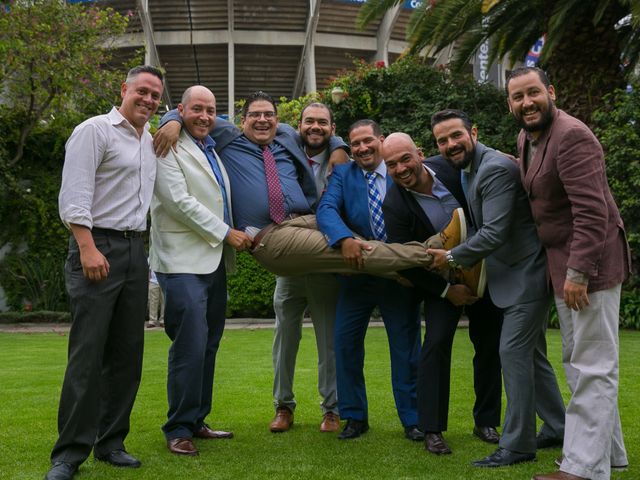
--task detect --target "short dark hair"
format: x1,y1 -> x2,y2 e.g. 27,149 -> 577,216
242,91 -> 277,116
348,119 -> 381,136
430,109 -> 473,133
299,102 -> 334,125
126,65 -> 164,84
505,67 -> 550,93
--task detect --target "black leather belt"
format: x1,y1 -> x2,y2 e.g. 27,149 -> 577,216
92,227 -> 145,239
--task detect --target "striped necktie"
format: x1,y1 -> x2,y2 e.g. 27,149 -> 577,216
365,171 -> 387,241
261,145 -> 287,224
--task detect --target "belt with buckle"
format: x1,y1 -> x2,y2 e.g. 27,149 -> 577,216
92,227 -> 145,239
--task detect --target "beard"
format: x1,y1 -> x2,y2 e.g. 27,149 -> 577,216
445,145 -> 474,170
517,98 -> 555,133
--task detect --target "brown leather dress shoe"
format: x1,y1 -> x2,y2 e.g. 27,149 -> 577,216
531,472 -> 589,480
167,438 -> 198,456
425,432 -> 452,455
269,406 -> 293,432
320,412 -> 340,432
194,424 -> 234,439
473,425 -> 500,444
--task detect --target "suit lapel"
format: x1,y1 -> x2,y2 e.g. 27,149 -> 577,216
180,132 -> 218,185
522,109 -> 558,190
400,187 -> 436,233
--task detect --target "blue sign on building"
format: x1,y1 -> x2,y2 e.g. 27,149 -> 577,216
334,0 -> 420,9
525,36 -> 546,67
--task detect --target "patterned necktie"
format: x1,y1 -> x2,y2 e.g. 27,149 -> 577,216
261,145 -> 287,224
365,171 -> 387,241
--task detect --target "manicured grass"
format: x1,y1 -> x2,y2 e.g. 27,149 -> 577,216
0,326 -> 637,479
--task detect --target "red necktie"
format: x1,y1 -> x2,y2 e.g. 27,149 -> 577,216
261,145 -> 287,224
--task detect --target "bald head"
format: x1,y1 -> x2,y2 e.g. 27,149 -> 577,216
178,85 -> 217,140
383,132 -> 430,193
382,132 -> 418,159
181,85 -> 214,105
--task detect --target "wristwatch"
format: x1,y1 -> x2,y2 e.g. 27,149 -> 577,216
445,250 -> 458,269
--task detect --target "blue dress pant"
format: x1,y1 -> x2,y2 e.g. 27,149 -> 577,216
157,265 -> 227,440
334,275 -> 421,427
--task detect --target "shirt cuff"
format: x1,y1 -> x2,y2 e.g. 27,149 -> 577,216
440,283 -> 450,298
566,267 -> 589,285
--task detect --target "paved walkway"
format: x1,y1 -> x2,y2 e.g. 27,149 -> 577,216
0,316 -> 468,333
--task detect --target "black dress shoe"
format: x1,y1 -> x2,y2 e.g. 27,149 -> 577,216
194,424 -> 234,439
44,462 -> 77,480
95,449 -> 141,468
536,431 -> 563,449
473,425 -> 500,444
425,432 -> 452,455
404,425 -> 425,441
338,419 -> 369,440
472,447 -> 535,467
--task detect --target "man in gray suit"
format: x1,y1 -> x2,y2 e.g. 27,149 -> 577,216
427,109 -> 565,467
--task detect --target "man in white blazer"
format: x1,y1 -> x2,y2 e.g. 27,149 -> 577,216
149,86 -> 252,456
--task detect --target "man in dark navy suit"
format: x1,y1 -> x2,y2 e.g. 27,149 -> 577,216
381,132 -> 503,455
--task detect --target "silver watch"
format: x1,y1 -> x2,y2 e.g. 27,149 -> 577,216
445,250 -> 458,268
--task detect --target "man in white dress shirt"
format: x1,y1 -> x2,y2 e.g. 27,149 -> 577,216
47,65 -> 164,480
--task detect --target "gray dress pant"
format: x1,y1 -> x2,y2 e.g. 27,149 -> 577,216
498,295 -> 566,454
272,274 -> 339,415
50,233 -> 147,465
556,284 -> 628,480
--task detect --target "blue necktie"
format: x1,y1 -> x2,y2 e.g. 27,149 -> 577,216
460,171 -> 469,200
365,171 -> 387,242
204,145 -> 231,225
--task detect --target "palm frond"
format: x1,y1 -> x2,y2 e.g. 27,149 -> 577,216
356,0 -> 402,30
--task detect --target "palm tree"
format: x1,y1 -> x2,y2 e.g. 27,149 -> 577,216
358,0 -> 640,123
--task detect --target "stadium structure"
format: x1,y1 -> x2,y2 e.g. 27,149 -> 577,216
102,0 -> 426,116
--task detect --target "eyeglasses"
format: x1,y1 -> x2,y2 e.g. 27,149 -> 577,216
245,111 -> 277,119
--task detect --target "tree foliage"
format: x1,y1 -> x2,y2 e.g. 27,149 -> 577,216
316,56 -> 517,155
0,0 -> 138,311
357,0 -> 640,123
0,0 -> 129,166
593,83 -> 640,288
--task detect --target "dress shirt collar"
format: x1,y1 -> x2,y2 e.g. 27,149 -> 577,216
361,160 -> 387,179
109,106 -> 151,134
408,165 -> 448,198
185,130 -> 217,151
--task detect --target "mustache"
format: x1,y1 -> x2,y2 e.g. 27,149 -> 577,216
446,147 -> 464,156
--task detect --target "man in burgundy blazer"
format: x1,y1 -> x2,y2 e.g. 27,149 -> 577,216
507,66 -> 631,480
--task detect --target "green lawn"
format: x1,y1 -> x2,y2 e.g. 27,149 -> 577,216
0,326 -> 637,480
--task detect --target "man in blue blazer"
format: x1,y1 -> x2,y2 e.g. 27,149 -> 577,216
382,132 -> 503,455
427,110 -> 566,467
316,120 -> 423,441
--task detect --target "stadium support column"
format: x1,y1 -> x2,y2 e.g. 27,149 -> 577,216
375,3 -> 401,66
227,0 -> 235,119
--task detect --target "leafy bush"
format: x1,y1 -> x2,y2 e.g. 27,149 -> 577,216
0,252 -> 67,312
592,84 -> 640,288
226,252 -> 276,317
321,56 -> 518,155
